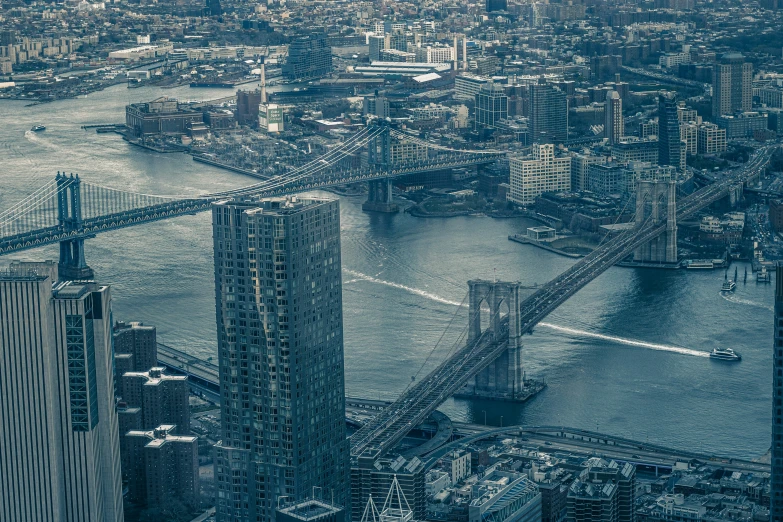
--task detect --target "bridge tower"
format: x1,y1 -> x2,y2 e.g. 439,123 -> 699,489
634,179 -> 678,265
461,279 -> 525,399
363,127 -> 399,213
57,173 -> 94,281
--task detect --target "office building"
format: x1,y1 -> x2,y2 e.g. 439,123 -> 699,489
773,265 -> 783,520
697,123 -> 727,154
567,478 -> 617,522
757,86 -> 783,109
125,425 -> 199,509
283,33 -> 332,81
443,450 -> 471,484
113,320 -> 157,373
475,82 -> 509,130
368,34 -> 386,62
570,151 -> 608,191
469,471 -> 541,522
530,81 -> 568,144
455,73 -> 490,98
717,112 -> 769,138
712,53 -> 752,119
658,94 -> 684,171
604,90 -> 624,145
508,144 -> 571,205
212,197 -> 350,522
611,137 -> 659,165
121,367 -> 189,434
0,269 -> 123,522
277,499 -> 345,522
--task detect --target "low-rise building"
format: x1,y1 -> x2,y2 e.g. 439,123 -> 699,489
697,123 -> 727,154
469,471 -> 541,522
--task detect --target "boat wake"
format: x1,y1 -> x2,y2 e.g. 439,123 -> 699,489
343,268 -> 707,357
719,292 -> 774,312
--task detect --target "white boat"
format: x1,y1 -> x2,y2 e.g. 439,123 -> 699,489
709,348 -> 741,361
720,272 -> 736,292
31,124 -> 46,132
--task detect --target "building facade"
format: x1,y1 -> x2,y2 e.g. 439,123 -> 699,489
530,82 -> 568,144
773,265 -> 783,521
125,425 -> 199,509
283,33 -> 333,81
697,123 -> 727,154
570,151 -> 608,191
212,197 -> 350,522
0,271 -> 124,522
508,144 -> 571,205
121,367 -> 189,434
658,94 -> 684,171
113,320 -> 157,374
475,82 -> 509,129
604,90 -> 624,145
712,53 -> 752,119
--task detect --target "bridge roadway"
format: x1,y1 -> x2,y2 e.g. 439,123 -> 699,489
348,145 -> 778,459
0,126 -> 501,256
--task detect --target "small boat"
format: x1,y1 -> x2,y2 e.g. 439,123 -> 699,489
30,124 -> 46,132
709,348 -> 741,361
721,271 -> 736,292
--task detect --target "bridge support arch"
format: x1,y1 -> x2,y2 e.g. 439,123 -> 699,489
634,179 -> 677,265
461,279 -> 526,399
57,173 -> 94,281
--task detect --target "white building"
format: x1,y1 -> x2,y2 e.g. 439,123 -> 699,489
697,123 -> 727,154
508,144 -> 572,205
659,52 -> 690,68
570,151 -> 608,191
108,44 -> 172,61
680,122 -> 698,155
455,73 -> 490,98
415,45 -> 454,64
259,103 -> 284,133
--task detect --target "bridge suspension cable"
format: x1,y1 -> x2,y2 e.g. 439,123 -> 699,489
388,129 -> 503,155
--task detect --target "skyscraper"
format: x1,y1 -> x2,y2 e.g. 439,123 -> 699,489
475,82 -> 508,130
113,320 -> 157,373
0,267 -> 124,522
212,197 -> 350,522
773,264 -> 783,520
712,53 -> 752,119
486,0 -> 507,11
658,94 -> 684,171
530,81 -> 568,144
604,90 -> 624,145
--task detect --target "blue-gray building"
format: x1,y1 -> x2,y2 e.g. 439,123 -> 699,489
213,197 -> 350,522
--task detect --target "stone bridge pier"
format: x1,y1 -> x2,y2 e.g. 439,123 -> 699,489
634,179 -> 677,265
461,279 -> 524,399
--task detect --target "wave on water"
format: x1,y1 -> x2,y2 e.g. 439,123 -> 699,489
344,268 -> 708,357
719,291 -> 774,312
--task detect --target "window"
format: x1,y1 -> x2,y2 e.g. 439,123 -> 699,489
66,314 -> 99,431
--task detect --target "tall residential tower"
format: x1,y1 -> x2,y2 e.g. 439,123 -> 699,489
213,197 -> 350,522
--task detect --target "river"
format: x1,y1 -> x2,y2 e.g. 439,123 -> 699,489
0,83 -> 774,459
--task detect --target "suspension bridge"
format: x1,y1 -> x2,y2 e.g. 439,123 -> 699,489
348,144 -> 778,459
0,118 -> 776,461
0,123 -> 501,278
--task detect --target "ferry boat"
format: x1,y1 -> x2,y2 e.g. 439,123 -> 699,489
721,272 -> 736,292
30,124 -> 46,132
709,348 -> 741,361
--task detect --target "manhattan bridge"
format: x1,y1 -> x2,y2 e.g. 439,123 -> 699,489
0,120 -> 776,460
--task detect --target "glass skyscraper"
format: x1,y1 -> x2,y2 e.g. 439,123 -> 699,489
657,94 -> 684,171
529,81 -> 568,144
213,197 -> 350,522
